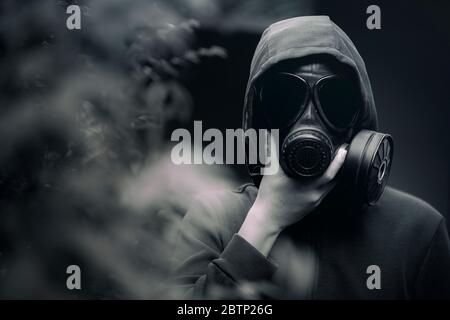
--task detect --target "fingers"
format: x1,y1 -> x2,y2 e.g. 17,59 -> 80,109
316,144 -> 348,186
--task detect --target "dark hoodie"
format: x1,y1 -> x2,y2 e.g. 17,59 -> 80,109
171,16 -> 450,299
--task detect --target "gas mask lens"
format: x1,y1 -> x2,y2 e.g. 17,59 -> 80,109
316,75 -> 361,130
259,73 -> 360,131
259,73 -> 308,129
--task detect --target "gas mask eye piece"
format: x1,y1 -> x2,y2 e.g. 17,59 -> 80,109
259,72 -> 361,132
315,75 -> 361,131
259,72 -> 308,129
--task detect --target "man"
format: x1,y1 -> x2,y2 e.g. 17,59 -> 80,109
171,16 -> 450,299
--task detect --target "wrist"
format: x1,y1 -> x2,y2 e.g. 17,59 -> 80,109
238,200 -> 282,257
247,199 -> 283,234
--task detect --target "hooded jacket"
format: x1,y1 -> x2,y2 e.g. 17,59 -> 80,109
171,16 -> 450,299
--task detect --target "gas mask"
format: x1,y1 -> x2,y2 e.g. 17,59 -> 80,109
256,59 -> 393,206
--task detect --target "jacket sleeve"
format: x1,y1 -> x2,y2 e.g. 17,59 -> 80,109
413,219 -> 450,299
169,195 -> 277,299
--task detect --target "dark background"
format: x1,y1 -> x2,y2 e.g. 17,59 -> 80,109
185,0 -> 450,225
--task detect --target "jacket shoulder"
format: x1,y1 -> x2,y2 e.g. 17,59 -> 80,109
380,187 -> 442,218
374,186 -> 444,234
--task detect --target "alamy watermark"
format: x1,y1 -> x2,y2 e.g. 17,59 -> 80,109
66,5 -> 81,30
64,5 -> 380,31
66,264 -> 81,290
171,121 -> 280,175
366,264 -> 381,290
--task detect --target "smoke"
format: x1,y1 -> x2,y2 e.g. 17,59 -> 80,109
0,0 -> 232,299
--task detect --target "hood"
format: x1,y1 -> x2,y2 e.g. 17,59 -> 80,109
242,16 -> 378,133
